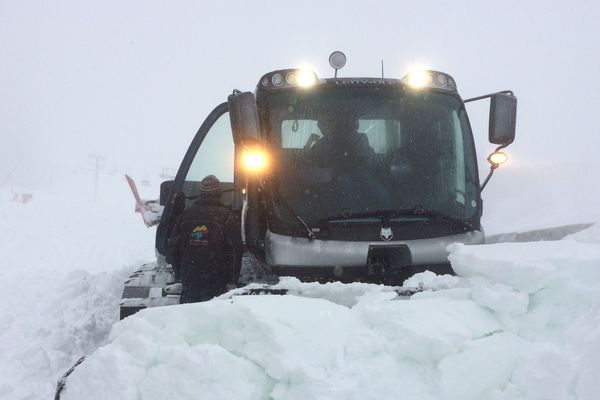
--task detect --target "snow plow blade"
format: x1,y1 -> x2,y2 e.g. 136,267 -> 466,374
118,223 -> 596,319
224,285 -> 426,298
486,223 -> 594,244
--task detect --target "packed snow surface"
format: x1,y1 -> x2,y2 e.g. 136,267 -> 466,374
60,240 -> 600,400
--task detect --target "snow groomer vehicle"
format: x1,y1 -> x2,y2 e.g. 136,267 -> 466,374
120,51 -> 517,318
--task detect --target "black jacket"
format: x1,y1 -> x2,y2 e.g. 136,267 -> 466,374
167,197 -> 237,290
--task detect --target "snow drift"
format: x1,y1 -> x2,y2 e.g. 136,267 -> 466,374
0,177 -> 156,400
61,238 -> 600,400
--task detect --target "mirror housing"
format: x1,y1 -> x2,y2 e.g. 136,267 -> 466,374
489,93 -> 517,145
228,91 -> 260,145
159,180 -> 173,206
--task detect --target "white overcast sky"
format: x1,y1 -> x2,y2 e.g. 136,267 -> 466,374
1,0 -> 600,186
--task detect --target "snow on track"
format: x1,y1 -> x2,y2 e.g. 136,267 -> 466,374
62,238 -> 600,400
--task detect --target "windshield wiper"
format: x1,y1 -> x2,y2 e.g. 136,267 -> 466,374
320,206 -> 475,230
268,182 -> 316,239
412,207 -> 475,230
319,209 -> 391,222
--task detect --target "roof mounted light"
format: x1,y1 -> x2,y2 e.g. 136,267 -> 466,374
259,69 -> 319,90
296,69 -> 317,87
402,69 -> 458,92
285,71 -> 297,85
405,70 -> 435,88
271,73 -> 284,87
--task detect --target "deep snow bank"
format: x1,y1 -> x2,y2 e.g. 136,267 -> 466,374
0,175 -> 156,400
62,239 -> 600,400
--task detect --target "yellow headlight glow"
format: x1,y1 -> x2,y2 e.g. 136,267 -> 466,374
296,69 -> 317,88
242,149 -> 268,172
406,69 -> 435,89
488,151 -> 509,166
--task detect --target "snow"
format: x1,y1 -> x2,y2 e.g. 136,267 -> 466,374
62,241 -> 600,400
0,170 -> 156,399
481,162 -> 600,235
1,165 -> 599,400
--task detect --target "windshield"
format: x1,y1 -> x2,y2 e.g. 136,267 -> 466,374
259,86 -> 480,230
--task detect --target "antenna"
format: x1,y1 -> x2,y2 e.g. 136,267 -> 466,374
381,60 -> 384,78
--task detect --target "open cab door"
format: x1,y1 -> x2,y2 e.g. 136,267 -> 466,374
155,102 -> 242,258
121,102 -> 242,319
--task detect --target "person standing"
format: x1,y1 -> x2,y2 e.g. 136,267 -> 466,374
166,175 -> 237,303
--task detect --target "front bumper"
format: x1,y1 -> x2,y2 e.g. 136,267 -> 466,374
265,229 -> 484,268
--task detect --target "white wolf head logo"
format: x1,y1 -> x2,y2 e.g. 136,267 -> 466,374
380,227 -> 393,241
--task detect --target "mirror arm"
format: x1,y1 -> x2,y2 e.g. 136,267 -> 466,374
480,167 -> 496,192
480,144 -> 509,192
464,90 -> 514,103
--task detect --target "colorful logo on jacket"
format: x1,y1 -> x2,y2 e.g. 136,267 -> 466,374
191,225 -> 209,240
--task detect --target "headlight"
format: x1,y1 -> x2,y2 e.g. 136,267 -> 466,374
296,69 -> 317,87
402,68 -> 457,92
242,149 -> 268,172
271,73 -> 284,87
259,69 -> 319,89
487,151 -> 508,166
405,70 -> 435,88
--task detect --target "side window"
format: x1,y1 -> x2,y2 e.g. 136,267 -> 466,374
452,111 -> 466,204
281,119 -> 321,149
358,119 -> 401,154
185,112 -> 234,183
182,112 -> 234,207
280,118 -> 402,154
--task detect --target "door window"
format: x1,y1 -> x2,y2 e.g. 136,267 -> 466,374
181,111 -> 235,209
185,112 -> 234,183
156,103 -> 234,256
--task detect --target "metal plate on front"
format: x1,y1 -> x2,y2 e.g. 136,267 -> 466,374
366,244 -> 412,272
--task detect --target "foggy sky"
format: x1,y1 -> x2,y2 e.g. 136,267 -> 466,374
1,0 -> 600,187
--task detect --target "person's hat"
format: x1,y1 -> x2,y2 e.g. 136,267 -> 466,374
199,175 -> 221,192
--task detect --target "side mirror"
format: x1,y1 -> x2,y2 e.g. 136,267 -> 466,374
228,91 -> 260,144
489,93 -> 517,145
159,180 -> 173,206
